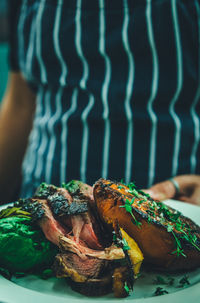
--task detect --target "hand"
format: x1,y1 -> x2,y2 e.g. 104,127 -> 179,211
144,175 -> 200,206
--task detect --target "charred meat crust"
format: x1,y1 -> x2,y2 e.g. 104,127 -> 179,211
47,193 -> 88,217
34,183 -> 57,199
15,198 -> 45,222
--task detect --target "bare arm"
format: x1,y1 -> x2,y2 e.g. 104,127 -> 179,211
0,72 -> 36,203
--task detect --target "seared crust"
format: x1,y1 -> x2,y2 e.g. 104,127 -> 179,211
94,178 -> 200,272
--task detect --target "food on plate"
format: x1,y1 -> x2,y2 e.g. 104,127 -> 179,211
0,178 -> 200,298
0,215 -> 57,273
94,178 -> 200,272
17,181 -> 135,297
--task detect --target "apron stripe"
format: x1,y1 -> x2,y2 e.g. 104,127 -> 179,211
22,86 -> 44,192
60,89 -> 78,183
169,0 -> 183,176
26,11 -> 37,80
45,87 -> 63,183
53,0 -> 67,86
190,0 -> 200,174
122,0 -> 135,184
36,0 -> 47,84
146,0 -> 159,187
18,0 -> 28,71
35,90 -> 51,179
80,94 -> 95,182
75,0 -> 89,89
99,0 -> 111,179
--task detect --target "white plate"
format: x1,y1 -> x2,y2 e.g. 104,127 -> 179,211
0,200 -> 200,303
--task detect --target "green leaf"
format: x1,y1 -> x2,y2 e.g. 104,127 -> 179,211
0,217 -> 58,273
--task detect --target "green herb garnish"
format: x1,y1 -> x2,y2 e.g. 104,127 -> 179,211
154,287 -> 169,296
120,199 -> 142,227
178,276 -> 190,288
153,275 -> 175,286
122,238 -> 130,251
124,281 -> 130,294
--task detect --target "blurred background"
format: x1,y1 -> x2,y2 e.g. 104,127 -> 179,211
0,0 -> 9,101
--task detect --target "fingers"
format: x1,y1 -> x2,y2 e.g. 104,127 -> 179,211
144,175 -> 200,205
144,180 -> 176,201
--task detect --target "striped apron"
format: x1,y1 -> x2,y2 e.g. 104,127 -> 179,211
12,0 -> 200,197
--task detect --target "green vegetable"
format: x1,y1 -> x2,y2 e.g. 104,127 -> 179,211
0,206 -> 31,219
0,216 -> 58,273
154,287 -> 169,296
62,180 -> 82,194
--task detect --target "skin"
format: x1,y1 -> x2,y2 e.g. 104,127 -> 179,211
0,72 -> 36,203
145,175 -> 200,206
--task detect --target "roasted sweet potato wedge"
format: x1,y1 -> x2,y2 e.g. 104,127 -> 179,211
94,178 -> 200,272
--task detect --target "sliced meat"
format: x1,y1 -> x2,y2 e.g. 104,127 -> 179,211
53,252 -> 109,281
59,236 -> 125,260
18,195 -> 125,261
46,186 -> 103,249
34,183 -> 57,199
53,251 -> 114,297
19,198 -> 68,245
63,180 -> 93,202
94,178 -> 200,272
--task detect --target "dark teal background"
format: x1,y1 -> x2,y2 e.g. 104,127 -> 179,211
0,0 -> 9,101
0,43 -> 9,101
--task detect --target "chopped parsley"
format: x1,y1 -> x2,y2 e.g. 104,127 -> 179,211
112,232 -> 130,251
122,238 -> 130,251
178,276 -> 190,288
124,281 -> 130,294
119,199 -> 142,227
154,287 -> 169,296
153,275 -> 175,286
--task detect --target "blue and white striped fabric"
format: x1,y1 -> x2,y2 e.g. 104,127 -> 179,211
9,0 -> 200,197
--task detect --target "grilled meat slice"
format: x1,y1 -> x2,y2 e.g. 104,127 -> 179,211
64,180 -> 112,246
18,198 -> 68,245
63,180 -> 93,203
53,251 -> 131,297
18,189 -> 125,261
45,186 -> 103,250
59,236 -> 124,260
53,251 -> 110,281
94,178 -> 200,272
18,182 -> 137,297
34,183 -> 57,199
